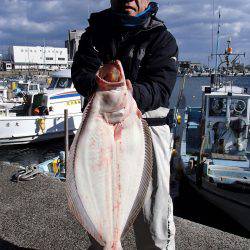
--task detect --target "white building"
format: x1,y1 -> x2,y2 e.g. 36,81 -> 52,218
11,46 -> 68,70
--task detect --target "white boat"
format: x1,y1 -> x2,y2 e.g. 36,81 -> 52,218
0,70 -> 83,146
177,41 -> 250,231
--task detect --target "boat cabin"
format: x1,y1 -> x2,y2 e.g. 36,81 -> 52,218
202,86 -> 250,156
14,82 -> 41,97
29,69 -> 82,116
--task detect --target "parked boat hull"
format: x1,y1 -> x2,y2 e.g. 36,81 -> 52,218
0,112 -> 82,146
185,174 -> 250,231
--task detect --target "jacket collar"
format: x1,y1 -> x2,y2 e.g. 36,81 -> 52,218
88,2 -> 164,32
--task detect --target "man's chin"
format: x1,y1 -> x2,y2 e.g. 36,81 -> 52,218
123,9 -> 137,16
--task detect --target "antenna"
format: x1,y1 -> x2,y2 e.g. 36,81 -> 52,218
213,8 -> 221,86
211,0 -> 215,57
87,1 -> 90,16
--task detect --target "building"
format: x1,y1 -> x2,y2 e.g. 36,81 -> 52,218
65,29 -> 85,61
10,45 -> 68,70
190,62 -> 202,71
1,61 -> 12,71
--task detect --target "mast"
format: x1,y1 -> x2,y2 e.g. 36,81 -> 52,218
210,9 -> 245,88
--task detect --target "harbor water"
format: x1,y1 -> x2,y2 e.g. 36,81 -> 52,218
170,76 -> 250,109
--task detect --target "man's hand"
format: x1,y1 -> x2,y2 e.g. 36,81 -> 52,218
126,79 -> 133,94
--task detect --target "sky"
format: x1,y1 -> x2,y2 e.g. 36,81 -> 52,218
0,0 -> 249,65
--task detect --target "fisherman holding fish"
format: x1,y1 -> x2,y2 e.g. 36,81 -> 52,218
71,0 -> 178,249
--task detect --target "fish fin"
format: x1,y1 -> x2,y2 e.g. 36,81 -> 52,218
66,97 -> 106,247
121,119 -> 153,237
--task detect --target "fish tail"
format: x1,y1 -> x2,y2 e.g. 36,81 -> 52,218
104,241 -> 122,250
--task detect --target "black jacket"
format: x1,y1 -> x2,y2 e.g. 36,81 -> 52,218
72,8 -> 178,114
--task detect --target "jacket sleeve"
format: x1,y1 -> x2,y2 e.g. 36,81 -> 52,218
132,30 -> 178,113
71,28 -> 102,97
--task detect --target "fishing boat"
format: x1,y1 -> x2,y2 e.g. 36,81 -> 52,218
0,69 -> 82,146
0,76 -> 42,109
178,40 -> 250,231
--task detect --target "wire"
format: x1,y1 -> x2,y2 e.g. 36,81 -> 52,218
215,9 -> 221,77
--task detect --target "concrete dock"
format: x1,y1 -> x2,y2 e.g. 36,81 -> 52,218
0,163 -> 249,250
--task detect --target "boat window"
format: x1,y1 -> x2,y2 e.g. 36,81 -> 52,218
48,77 -> 72,89
48,77 -> 59,89
29,85 -> 38,91
19,84 -> 28,91
57,78 -> 72,88
230,98 -> 248,117
209,97 -> 227,117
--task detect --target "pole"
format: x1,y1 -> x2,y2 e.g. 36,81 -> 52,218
211,0 -> 215,57
215,10 -> 221,74
64,109 -> 69,174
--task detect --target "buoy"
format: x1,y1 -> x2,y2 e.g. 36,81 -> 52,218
177,114 -> 182,125
227,47 -> 233,54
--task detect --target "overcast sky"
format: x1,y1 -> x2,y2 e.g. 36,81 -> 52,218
0,0 -> 249,65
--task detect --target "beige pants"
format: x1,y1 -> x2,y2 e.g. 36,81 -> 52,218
133,123 -> 175,250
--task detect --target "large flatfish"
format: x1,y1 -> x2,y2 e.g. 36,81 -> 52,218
66,61 -> 153,249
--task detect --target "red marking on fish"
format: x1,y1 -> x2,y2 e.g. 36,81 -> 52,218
114,124 -> 123,141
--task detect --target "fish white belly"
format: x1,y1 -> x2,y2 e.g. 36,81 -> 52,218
67,91 -> 152,249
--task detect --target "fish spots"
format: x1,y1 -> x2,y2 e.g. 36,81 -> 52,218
92,147 -> 112,172
114,123 -> 123,141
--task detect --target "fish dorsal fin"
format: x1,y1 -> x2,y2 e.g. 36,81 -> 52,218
121,119 -> 153,237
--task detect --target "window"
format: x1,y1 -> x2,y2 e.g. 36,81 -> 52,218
58,58 -> 65,61
48,77 -> 72,89
29,85 -> 38,91
46,57 -> 53,61
209,97 -> 227,117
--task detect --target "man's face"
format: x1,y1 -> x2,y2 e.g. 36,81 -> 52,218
111,0 -> 150,16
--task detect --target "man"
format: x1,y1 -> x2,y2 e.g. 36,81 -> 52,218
72,1 -> 178,249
